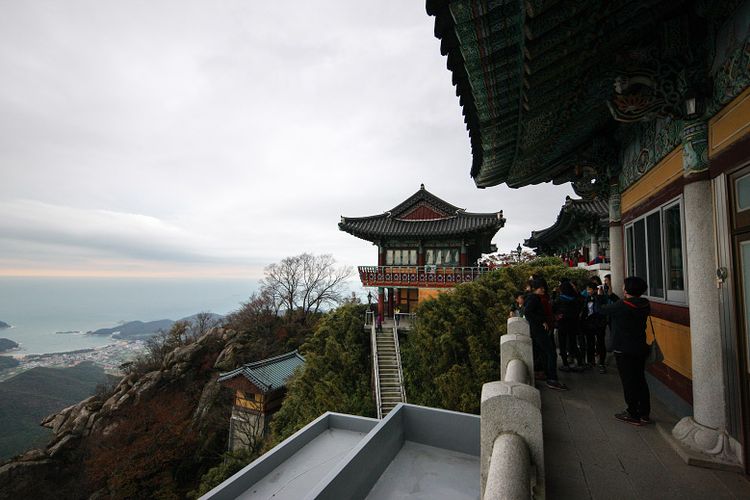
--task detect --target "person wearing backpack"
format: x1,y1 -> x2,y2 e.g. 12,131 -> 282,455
600,276 -> 651,426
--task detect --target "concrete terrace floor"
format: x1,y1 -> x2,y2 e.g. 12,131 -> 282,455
542,366 -> 750,499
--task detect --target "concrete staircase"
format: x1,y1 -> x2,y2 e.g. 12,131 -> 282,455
375,328 -> 406,417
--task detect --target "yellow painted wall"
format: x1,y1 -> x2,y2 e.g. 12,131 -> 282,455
235,390 -> 262,411
651,317 -> 692,379
621,147 -> 683,213
417,288 -> 448,303
709,86 -> 750,157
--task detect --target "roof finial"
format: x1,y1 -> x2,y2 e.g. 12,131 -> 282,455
420,183 -> 425,190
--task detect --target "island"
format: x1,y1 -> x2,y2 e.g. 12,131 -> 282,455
0,338 -> 19,353
89,313 -> 223,340
0,321 -> 10,329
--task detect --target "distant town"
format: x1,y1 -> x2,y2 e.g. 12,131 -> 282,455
0,339 -> 145,382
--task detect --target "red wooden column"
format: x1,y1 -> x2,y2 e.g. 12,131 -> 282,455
394,288 -> 400,309
387,288 -> 394,317
377,287 -> 385,319
417,244 -> 425,266
460,242 -> 468,266
378,246 -> 386,266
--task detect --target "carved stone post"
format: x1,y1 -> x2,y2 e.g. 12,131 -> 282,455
608,180 -> 624,295
671,119 -> 743,469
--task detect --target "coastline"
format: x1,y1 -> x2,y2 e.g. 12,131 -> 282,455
0,340 -> 145,383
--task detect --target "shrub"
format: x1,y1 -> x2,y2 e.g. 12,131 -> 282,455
400,258 -> 590,413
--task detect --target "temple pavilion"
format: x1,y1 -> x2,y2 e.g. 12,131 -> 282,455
525,196 -> 610,277
218,350 -> 305,451
428,0 -> 750,472
339,184 -> 505,318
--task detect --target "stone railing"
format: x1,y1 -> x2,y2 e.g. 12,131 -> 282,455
480,317 -> 544,499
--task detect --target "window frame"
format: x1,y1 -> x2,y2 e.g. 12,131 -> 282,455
624,195 -> 688,305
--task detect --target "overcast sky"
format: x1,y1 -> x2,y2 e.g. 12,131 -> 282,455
0,0 -> 574,279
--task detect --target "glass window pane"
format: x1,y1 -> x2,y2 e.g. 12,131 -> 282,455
386,250 -> 393,265
737,174 -> 750,211
426,249 -> 434,265
436,249 -> 443,265
664,205 -> 684,291
410,249 -> 417,265
626,226 -> 635,276
633,219 -> 647,281
394,249 -> 402,265
646,212 -> 664,297
741,241 -> 750,371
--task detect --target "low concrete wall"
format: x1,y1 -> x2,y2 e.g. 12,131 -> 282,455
481,317 -> 545,499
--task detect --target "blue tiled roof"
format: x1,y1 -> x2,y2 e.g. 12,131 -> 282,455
218,350 -> 305,393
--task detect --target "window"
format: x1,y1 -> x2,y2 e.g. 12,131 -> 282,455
624,198 -> 686,303
385,248 -> 417,266
736,173 -> 750,212
426,247 -> 460,266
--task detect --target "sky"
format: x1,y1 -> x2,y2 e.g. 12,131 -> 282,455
0,0 -> 574,279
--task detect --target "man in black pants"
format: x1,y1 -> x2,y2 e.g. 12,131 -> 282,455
525,278 -> 568,391
600,276 -> 651,426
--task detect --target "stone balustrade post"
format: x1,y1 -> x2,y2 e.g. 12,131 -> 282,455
480,381 -> 544,499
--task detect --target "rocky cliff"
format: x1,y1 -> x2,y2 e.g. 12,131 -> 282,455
0,326 -> 258,499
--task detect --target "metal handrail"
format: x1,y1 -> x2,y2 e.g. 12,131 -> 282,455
370,321 -> 383,419
392,323 -> 407,404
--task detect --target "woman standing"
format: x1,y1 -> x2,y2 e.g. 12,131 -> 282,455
600,276 -> 651,425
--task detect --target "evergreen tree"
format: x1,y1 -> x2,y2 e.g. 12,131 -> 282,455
401,257 -> 589,413
271,304 -> 375,441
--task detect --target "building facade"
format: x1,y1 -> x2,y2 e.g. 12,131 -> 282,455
428,0 -> 750,471
339,184 -> 505,318
218,350 -> 305,451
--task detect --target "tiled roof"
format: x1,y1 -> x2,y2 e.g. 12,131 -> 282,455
426,0 -> 703,189
388,184 -> 462,218
339,185 -> 505,241
525,196 -> 608,251
218,350 -> 305,393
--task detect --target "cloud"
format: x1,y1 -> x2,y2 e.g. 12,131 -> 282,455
0,1 -> 575,277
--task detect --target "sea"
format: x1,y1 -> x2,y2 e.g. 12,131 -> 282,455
0,277 -> 258,355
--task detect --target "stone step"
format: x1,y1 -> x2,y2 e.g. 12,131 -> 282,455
381,399 -> 403,404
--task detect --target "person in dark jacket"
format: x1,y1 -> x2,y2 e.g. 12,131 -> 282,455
600,276 -> 651,426
582,282 -> 608,373
525,278 -> 568,391
554,281 -> 583,371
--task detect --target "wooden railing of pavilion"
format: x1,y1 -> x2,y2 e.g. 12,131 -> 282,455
357,265 -> 491,288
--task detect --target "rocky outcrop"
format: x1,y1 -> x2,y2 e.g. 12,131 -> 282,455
0,326 -> 252,499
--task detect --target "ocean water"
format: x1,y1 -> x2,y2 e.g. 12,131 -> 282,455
0,277 -> 258,355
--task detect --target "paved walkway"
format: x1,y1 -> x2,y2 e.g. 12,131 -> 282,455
541,365 -> 750,499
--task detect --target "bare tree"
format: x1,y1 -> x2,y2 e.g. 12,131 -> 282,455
260,253 -> 353,316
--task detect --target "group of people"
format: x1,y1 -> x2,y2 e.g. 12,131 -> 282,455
511,273 -> 653,426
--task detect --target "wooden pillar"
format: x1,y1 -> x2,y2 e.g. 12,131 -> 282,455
377,287 -> 385,318
417,243 -> 425,266
460,242 -> 468,266
394,288 -> 400,308
378,245 -> 385,266
387,288 -> 394,317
